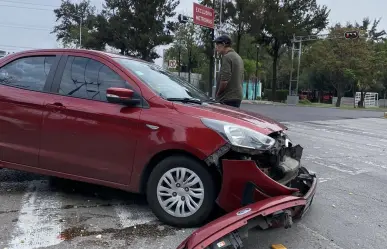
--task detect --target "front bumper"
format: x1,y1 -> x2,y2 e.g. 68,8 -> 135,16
176,159 -> 317,249
217,159 -> 316,215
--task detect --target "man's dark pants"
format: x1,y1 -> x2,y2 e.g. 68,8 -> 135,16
222,99 -> 242,108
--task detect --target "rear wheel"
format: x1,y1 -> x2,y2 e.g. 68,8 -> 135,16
146,155 -> 216,228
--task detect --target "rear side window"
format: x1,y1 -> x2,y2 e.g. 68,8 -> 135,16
0,56 -> 55,91
58,56 -> 128,102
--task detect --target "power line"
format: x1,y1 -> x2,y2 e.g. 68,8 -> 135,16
0,3 -> 54,11
0,44 -> 41,49
0,0 -> 59,8
0,23 -> 52,31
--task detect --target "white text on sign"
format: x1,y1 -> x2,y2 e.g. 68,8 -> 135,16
195,7 -> 213,17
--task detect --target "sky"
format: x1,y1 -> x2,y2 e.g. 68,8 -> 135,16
1,0 -> 387,66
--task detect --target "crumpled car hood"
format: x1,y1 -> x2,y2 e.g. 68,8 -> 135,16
174,102 -> 287,135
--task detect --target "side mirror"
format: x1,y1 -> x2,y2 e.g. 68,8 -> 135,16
106,87 -> 141,106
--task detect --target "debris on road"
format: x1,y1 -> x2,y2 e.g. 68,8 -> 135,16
271,244 -> 287,249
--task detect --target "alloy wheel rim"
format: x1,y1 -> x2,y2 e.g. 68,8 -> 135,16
156,167 -> 204,218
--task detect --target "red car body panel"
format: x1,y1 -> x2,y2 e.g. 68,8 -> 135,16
174,103 -> 287,135
216,159 -> 300,212
0,85 -> 46,167
129,105 -> 228,191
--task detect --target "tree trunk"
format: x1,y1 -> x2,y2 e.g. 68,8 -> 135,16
358,91 -> 366,108
271,49 -> 279,101
336,94 -> 342,107
335,80 -> 342,107
236,23 -> 242,53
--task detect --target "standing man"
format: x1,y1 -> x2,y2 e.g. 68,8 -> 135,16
214,35 -> 244,108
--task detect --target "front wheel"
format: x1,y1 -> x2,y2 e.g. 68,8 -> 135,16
146,155 -> 216,228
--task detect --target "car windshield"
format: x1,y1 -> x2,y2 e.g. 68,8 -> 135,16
114,57 -> 211,102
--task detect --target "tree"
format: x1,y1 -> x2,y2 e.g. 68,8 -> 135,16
52,0 -> 98,48
102,0 -> 180,61
304,18 -> 386,107
225,0 -> 263,53
252,0 -> 330,101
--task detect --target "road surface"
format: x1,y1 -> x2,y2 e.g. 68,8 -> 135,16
0,104 -> 386,249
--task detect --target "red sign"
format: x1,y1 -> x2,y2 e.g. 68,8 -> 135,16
193,3 -> 215,29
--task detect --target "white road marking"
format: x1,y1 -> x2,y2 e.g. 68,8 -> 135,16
8,181 -> 63,249
115,204 -> 157,228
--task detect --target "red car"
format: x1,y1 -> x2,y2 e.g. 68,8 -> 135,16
0,49 -> 316,248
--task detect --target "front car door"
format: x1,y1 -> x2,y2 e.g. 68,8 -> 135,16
39,53 -> 142,185
0,53 -> 59,167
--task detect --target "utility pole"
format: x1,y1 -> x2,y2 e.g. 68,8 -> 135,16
212,0 -> 224,98
177,14 -> 189,78
254,44 -> 260,100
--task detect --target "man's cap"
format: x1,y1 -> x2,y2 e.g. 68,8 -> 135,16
213,35 -> 232,45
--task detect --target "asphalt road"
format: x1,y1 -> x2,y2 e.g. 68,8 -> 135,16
240,103 -> 385,122
1,104 -> 386,249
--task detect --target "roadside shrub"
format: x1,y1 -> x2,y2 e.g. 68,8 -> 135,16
299,99 -> 312,105
263,89 -> 289,102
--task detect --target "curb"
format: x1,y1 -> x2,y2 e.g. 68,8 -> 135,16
242,100 -> 286,105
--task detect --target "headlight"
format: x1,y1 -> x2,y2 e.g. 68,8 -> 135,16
201,118 -> 275,150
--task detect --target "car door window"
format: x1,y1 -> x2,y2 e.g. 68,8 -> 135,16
59,56 -> 128,102
0,56 -> 55,91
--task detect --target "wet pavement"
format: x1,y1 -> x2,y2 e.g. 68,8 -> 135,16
0,105 -> 386,249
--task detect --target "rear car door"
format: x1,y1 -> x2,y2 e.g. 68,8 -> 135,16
0,53 -> 59,167
38,53 -> 142,185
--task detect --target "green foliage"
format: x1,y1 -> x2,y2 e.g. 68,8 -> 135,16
224,0 -> 263,53
243,59 -> 256,79
52,0 -> 98,48
252,0 -> 330,101
303,18 -> 386,106
51,0 -> 387,105
52,0 -> 180,62
264,89 -> 288,101
299,99 -> 312,105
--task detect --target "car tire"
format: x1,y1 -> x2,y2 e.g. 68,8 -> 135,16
146,155 -> 216,228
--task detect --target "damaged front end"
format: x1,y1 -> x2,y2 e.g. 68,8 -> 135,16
204,127 -> 316,214
178,120 -> 317,249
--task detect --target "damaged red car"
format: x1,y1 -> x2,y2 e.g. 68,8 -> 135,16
0,49 -> 316,248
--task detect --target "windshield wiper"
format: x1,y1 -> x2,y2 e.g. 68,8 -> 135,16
166,97 -> 202,104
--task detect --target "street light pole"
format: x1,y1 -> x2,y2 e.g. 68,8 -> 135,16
209,0 -> 215,97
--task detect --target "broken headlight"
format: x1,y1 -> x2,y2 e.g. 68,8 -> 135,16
201,118 -> 275,151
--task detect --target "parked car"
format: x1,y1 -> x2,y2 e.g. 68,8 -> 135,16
0,49 -> 316,247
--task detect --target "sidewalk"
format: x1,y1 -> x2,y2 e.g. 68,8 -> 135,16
241,100 -> 286,105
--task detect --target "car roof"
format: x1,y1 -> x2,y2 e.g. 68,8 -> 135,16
8,48 -> 148,63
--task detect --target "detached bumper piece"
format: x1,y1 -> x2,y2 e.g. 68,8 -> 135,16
177,151 -> 317,249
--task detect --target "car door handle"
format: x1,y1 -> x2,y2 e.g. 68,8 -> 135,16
45,102 -> 66,111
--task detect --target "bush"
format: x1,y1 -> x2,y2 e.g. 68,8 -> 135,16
263,89 -> 289,102
299,99 -> 312,105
